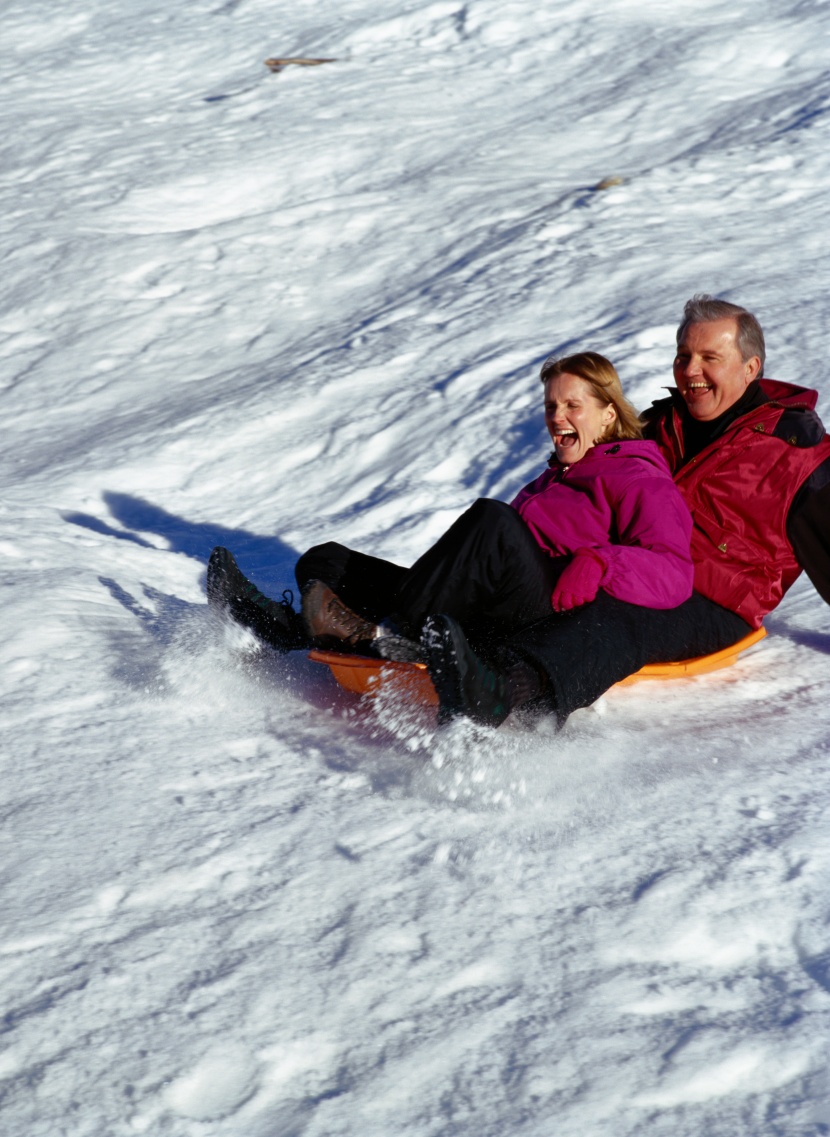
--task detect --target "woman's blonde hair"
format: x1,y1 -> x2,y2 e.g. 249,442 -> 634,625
540,351 -> 642,441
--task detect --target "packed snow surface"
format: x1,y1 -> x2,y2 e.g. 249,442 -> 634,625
2,0 -> 830,1133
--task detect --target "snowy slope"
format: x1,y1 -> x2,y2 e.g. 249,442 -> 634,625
2,0 -> 830,1133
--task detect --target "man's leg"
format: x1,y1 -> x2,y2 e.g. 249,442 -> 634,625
207,548 -> 308,651
504,591 -> 751,720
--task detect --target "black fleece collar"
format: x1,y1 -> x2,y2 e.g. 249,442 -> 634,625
675,380 -> 768,467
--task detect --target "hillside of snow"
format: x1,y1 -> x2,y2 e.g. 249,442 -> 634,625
2,0 -> 830,1134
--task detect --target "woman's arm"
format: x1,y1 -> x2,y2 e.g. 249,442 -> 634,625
588,475 -> 695,609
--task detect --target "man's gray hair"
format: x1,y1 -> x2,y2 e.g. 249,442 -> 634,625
677,294 -> 766,377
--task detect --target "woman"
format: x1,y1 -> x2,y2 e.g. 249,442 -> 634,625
208,352 -> 694,723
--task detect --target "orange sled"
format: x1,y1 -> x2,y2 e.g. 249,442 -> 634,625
309,626 -> 766,706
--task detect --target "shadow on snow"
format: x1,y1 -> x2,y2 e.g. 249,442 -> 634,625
62,490 -> 301,590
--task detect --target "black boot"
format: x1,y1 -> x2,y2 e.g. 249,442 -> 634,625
207,547 -> 308,652
421,614 -> 511,728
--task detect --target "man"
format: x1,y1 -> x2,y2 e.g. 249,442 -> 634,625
422,295 -> 830,726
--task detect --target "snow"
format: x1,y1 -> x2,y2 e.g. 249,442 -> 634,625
2,0 -> 830,1133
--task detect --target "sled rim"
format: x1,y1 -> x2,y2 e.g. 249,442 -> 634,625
308,626 -> 766,701
308,649 -> 438,704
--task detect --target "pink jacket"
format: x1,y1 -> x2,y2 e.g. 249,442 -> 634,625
511,439 -> 694,609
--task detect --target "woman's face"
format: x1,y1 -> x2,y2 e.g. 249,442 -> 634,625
544,373 -> 617,465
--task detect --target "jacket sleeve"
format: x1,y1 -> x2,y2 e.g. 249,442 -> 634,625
787,457 -> 830,605
589,475 -> 695,609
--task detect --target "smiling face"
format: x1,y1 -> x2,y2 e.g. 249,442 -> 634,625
673,318 -> 761,421
544,372 -> 617,465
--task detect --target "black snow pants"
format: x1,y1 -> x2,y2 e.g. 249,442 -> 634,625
295,496 -> 752,721
295,498 -> 566,648
502,590 -> 751,720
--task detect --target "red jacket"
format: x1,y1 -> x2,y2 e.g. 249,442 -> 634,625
644,380 -> 830,628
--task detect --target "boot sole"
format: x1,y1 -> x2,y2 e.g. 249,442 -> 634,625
207,547 -> 238,608
421,614 -> 466,723
422,614 -> 509,728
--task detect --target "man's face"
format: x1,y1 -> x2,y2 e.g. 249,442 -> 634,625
673,318 -> 761,421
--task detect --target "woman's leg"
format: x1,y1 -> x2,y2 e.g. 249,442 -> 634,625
297,501 -> 562,654
389,499 -> 564,643
295,542 -> 408,624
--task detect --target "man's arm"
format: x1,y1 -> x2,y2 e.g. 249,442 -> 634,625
788,458 -> 830,605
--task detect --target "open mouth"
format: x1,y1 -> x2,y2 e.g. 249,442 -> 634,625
554,429 -> 578,449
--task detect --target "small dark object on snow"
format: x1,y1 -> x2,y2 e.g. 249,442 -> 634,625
264,57 -> 337,74
594,175 -> 625,191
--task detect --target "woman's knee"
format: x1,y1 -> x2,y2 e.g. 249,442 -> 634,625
295,542 -> 351,591
458,498 -> 519,531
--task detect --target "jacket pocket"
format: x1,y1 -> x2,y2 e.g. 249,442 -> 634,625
691,509 -> 770,567
690,509 -> 777,621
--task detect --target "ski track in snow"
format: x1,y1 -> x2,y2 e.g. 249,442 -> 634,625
2,0 -> 830,1133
